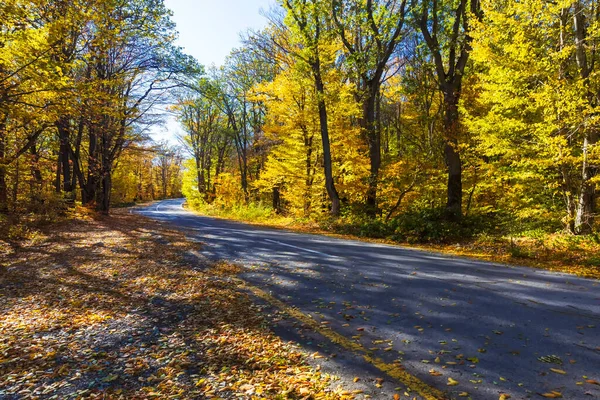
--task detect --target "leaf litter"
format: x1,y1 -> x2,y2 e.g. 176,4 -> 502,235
0,211 -> 352,399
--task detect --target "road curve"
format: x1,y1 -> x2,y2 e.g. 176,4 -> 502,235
136,199 -> 600,399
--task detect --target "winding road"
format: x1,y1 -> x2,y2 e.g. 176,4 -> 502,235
136,199 -> 600,399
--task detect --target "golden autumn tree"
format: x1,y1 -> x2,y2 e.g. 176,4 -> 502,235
279,0 -> 343,216
467,0 -> 600,233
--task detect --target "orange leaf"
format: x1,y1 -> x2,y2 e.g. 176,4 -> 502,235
540,391 -> 562,398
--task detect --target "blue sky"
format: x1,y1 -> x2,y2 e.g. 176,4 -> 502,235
152,0 -> 275,143
165,0 -> 274,67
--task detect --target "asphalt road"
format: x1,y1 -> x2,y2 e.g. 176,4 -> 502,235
136,199 -> 600,399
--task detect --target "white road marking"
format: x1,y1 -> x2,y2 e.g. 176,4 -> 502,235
263,239 -> 340,259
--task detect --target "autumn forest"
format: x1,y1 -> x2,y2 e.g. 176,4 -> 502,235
4,0 -> 600,246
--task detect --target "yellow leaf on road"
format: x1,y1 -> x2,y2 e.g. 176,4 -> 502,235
540,391 -> 562,398
550,368 -> 566,375
447,377 -> 459,386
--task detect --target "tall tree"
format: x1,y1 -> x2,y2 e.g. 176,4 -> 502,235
79,0 -> 197,212
177,90 -> 230,202
332,0 -> 409,216
572,0 -> 599,233
281,0 -> 342,216
414,0 -> 482,220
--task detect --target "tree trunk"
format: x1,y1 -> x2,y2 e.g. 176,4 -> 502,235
560,164 -> 576,233
196,151 -> 206,198
99,166 -> 111,214
55,151 -> 62,193
29,143 -> 43,203
241,158 -> 249,203
364,85 -> 381,217
205,155 -> 212,201
96,127 -> 111,214
161,163 -> 168,199
573,2 -> 596,234
442,89 -> 463,220
304,129 -> 314,217
12,157 -> 19,212
0,118 -> 8,213
69,116 -> 85,198
575,131 -> 597,234
84,126 -> 98,205
313,67 -> 340,216
56,116 -> 74,197
272,185 -> 281,213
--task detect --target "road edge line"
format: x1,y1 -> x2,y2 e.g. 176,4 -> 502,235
236,278 -> 447,400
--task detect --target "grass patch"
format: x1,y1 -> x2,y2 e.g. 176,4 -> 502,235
0,211 -> 347,399
186,200 -> 295,225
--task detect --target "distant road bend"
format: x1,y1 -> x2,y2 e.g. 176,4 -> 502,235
137,199 -> 600,400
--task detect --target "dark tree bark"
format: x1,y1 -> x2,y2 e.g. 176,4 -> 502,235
313,65 -> 341,216
442,88 -> 462,219
0,117 -> 8,213
11,156 -> 19,212
29,144 -> 43,185
99,164 -> 112,214
29,143 -> 43,205
272,185 -> 281,213
302,124 -> 315,216
56,116 -> 74,197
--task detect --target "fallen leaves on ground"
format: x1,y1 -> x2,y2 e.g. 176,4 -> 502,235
0,211 -> 347,399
